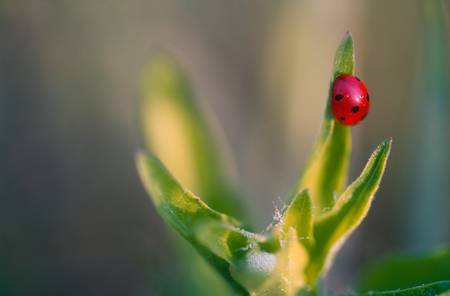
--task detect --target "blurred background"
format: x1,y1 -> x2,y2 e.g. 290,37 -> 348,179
1,0 -> 449,295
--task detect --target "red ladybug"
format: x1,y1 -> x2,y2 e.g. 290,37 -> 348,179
331,74 -> 370,126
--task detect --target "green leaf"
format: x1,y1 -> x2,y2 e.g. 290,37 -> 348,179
358,247 -> 450,292
139,54 -> 245,219
360,280 -> 450,296
332,32 -> 356,80
278,189 -> 313,248
306,140 -> 392,284
139,54 -> 249,296
253,229 -> 309,296
136,151 -> 250,295
195,221 -> 266,262
292,33 -> 354,213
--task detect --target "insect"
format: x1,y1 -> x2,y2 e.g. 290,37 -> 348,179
331,74 -> 370,126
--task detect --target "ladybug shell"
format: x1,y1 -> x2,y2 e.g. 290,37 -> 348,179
332,74 -> 370,126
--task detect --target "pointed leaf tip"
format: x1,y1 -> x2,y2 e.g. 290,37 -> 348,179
305,140 -> 392,283
333,33 -> 355,78
292,34 -> 355,214
280,189 -> 313,247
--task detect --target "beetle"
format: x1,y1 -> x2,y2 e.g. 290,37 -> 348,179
332,74 -> 370,126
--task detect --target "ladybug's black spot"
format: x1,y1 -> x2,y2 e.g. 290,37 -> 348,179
355,76 -> 361,81
366,94 -> 370,101
335,94 -> 343,101
351,106 -> 360,113
340,116 -> 346,121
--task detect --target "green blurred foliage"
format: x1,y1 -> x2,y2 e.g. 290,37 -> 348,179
358,247 -> 450,292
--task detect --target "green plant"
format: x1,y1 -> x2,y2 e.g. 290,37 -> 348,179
135,34 -> 450,295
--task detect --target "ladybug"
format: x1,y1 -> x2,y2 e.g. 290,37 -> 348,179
331,74 -> 370,126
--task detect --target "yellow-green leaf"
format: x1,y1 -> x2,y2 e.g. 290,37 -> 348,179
136,151 -> 250,295
253,229 -> 309,296
306,139 -> 392,284
139,54 -> 244,219
279,189 -> 313,248
195,221 -> 266,262
292,33 -> 354,213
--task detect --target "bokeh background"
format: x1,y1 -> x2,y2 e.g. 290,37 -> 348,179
1,0 -> 449,295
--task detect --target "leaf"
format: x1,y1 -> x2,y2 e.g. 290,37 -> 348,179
360,280 -> 450,296
253,229 -> 309,296
136,151 -> 250,295
358,247 -> 450,292
195,221 -> 266,262
139,54 -> 245,219
279,189 -> 313,248
292,33 -> 354,213
305,139 -> 392,284
139,54 -> 249,296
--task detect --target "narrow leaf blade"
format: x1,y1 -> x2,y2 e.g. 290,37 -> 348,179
136,151 -> 250,295
280,189 -> 313,247
306,139 -> 392,283
254,229 -> 309,296
136,152 -> 238,237
139,54 -> 245,219
292,33 -> 354,212
332,32 -> 355,79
